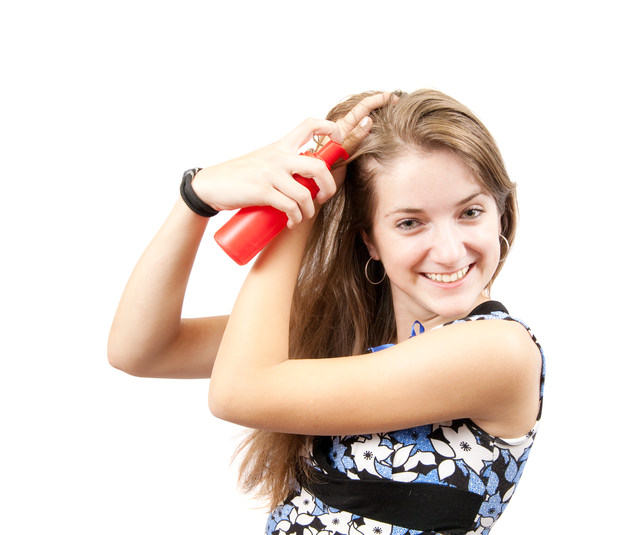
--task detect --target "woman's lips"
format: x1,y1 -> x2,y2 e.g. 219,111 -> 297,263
423,264 -> 470,283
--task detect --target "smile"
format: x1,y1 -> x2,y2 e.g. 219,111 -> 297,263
423,265 -> 470,283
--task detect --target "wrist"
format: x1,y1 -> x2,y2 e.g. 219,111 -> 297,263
180,168 -> 219,218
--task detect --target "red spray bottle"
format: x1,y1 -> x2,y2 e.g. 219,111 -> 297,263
214,140 -> 349,265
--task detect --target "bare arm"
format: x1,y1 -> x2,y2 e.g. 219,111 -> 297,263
108,117 -> 346,378
209,93 -> 542,437
108,200 -> 225,378
209,201 -> 541,437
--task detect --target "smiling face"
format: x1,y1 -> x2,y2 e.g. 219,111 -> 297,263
363,148 -> 502,336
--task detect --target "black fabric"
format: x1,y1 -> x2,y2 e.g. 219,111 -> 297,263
304,437 -> 483,534
300,301 -> 509,533
466,300 -> 508,317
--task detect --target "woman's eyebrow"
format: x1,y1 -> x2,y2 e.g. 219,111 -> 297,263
384,191 -> 487,218
456,191 -> 486,206
384,207 -> 424,218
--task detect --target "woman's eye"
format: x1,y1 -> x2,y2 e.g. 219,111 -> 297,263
462,208 -> 483,219
397,219 -> 420,231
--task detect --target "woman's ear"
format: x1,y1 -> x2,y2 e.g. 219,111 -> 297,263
360,230 -> 380,260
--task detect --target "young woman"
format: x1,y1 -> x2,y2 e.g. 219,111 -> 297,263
109,90 -> 545,535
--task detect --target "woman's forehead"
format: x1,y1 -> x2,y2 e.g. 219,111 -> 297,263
369,149 -> 484,197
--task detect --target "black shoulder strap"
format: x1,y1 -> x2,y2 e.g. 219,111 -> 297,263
466,300 -> 508,317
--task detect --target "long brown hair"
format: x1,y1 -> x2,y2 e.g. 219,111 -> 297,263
235,89 -> 518,508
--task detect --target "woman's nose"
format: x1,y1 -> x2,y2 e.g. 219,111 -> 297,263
429,226 -> 465,267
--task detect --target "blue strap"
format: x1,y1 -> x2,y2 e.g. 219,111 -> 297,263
411,321 -> 425,337
368,321 -> 425,352
368,343 -> 394,353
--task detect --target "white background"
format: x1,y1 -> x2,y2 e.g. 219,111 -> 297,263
2,1 -> 638,533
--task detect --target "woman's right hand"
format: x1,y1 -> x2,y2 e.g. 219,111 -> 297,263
108,95 -> 387,378
190,91 -> 391,229
191,118 -> 342,229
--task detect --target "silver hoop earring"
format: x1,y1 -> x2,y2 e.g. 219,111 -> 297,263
365,257 -> 386,285
499,234 -> 510,261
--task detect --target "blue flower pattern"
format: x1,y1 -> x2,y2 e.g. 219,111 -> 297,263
265,311 -> 545,535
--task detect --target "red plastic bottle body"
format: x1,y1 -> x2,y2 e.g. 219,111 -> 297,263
214,141 -> 348,265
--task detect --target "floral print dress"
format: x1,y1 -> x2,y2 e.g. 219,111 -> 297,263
265,302 -> 545,535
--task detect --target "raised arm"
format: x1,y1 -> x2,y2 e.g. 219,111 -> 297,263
209,93 -> 542,438
107,199 -> 223,378
108,118 -> 345,378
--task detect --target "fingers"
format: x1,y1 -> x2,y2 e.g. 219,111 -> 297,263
199,95 -> 395,228
342,116 -> 373,155
281,118 -> 343,152
270,177 -> 315,226
314,92 -> 394,156
263,187 -> 311,228
277,93 -> 393,213
281,93 -> 394,153
266,118 -> 345,219
337,92 -> 394,140
266,154 -> 336,226
290,153 -> 337,205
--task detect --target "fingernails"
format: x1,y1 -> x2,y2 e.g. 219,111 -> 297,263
359,116 -> 372,129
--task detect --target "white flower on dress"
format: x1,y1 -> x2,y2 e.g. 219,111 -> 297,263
503,484 -> 515,502
480,515 -> 495,528
318,511 -> 353,534
351,435 -> 393,476
274,519 -> 292,533
295,514 -> 317,526
468,523 -> 488,534
406,449 -> 437,470
291,487 -> 316,514
284,527 -> 331,535
432,424 -> 493,475
348,518 -> 393,535
301,528 -> 331,535
277,505 -> 316,532
499,434 -> 533,462
437,458 -> 456,480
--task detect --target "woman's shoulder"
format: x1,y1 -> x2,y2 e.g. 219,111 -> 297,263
448,300 -> 544,364
448,299 -> 546,419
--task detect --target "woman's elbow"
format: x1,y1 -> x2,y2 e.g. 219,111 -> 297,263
108,347 -> 139,376
107,334 -> 150,377
208,380 -> 249,424
209,389 -> 231,422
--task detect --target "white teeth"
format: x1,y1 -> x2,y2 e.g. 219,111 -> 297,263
425,265 -> 469,283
